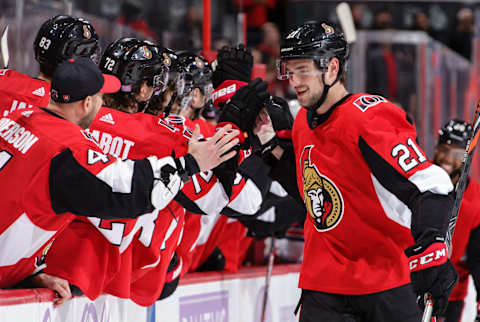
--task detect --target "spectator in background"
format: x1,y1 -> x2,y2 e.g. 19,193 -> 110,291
116,0 -> 157,40
252,22 -> 289,97
177,4 -> 203,51
449,8 -> 474,60
367,9 -> 398,101
234,0 -> 276,47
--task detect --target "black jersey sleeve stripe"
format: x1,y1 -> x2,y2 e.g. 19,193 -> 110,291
49,148 -> 154,219
173,191 -> 207,215
358,136 -> 452,241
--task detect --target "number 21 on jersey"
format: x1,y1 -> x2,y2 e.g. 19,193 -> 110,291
391,138 -> 427,172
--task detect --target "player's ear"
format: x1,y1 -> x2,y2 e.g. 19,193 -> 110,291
327,58 -> 340,83
82,96 -> 93,113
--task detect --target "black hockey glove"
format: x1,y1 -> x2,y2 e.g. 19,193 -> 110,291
196,247 -> 226,272
217,78 -> 269,134
266,96 -> 294,132
212,151 -> 239,198
158,252 -> 181,300
404,236 -> 458,316
212,44 -> 253,88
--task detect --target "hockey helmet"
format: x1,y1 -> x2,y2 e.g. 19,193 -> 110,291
176,51 -> 213,107
34,15 -> 100,74
99,37 -> 169,93
277,21 -> 349,80
438,119 -> 472,148
177,52 -> 213,96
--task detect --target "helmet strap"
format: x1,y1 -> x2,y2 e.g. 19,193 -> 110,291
306,70 -> 341,129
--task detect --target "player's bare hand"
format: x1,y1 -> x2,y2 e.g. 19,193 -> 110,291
31,272 -> 72,307
254,108 -> 276,145
188,124 -> 239,171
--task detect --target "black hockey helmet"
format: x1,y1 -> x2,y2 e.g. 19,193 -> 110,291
176,51 -> 213,108
177,51 -> 213,96
34,15 -> 100,77
277,21 -> 349,80
99,37 -> 169,93
438,119 -> 473,148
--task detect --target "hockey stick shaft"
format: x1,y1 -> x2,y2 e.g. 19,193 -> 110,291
261,237 -> 275,322
1,25 -> 8,68
422,98 -> 480,322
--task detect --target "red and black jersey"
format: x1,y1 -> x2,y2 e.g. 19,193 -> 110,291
449,179 -> 480,301
0,69 -> 50,117
292,93 -> 453,294
46,108 -> 268,305
0,107 -> 163,288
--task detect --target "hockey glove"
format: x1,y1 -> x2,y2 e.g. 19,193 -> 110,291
405,236 -> 458,316
266,96 -> 294,132
217,78 -> 269,147
158,252 -> 181,300
212,151 -> 239,198
212,44 -> 253,88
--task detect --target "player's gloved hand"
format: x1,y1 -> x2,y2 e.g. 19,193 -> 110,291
212,151 -> 239,198
158,252 -> 181,300
404,236 -> 458,316
217,78 -> 269,147
212,44 -> 253,88
266,96 -> 294,132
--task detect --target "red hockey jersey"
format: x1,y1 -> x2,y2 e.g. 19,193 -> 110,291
449,179 -> 480,301
0,69 -> 50,117
0,107 -> 166,288
293,93 -> 453,294
46,108 -> 266,305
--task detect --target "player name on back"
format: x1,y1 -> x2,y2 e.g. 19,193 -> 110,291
0,117 -> 39,154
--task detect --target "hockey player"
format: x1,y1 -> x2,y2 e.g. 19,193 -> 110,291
0,57 -> 237,305
42,38 -> 270,306
248,21 -> 458,321
178,45 -> 305,275
433,120 -> 480,322
0,15 -> 100,117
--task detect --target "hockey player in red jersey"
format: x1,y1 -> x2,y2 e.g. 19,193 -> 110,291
42,38 -> 269,306
240,21 -> 459,321
432,120 -> 480,322
0,57 -> 238,305
0,15 -> 100,118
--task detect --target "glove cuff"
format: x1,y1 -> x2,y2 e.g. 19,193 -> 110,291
212,80 -> 248,107
405,242 -> 448,272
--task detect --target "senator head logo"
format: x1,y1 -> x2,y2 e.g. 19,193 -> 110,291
301,145 -> 344,232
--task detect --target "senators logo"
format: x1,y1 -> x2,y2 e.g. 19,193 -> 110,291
321,23 -> 334,35
83,25 -> 92,39
301,145 -> 344,232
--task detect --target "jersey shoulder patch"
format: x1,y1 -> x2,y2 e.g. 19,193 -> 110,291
352,95 -> 387,112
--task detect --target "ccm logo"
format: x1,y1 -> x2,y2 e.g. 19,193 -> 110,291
212,84 -> 237,101
409,248 -> 447,270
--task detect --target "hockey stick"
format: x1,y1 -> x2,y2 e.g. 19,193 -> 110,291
422,99 -> 480,322
0,25 -> 9,68
336,2 -> 357,44
261,237 -> 275,322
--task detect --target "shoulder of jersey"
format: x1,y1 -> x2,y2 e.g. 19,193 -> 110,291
341,93 -> 406,126
0,69 -> 50,105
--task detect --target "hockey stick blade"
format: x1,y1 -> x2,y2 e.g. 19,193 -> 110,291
423,98 -> 480,322
1,25 -> 9,68
336,2 -> 357,44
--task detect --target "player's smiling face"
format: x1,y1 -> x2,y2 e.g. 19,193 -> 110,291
285,59 -> 323,108
434,143 -> 464,178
